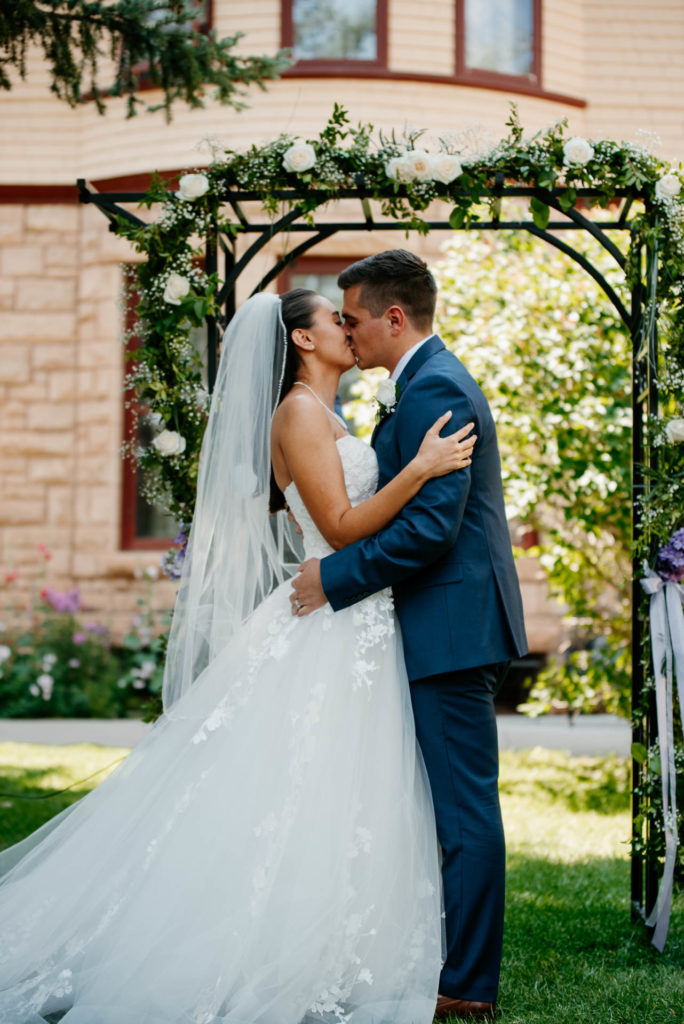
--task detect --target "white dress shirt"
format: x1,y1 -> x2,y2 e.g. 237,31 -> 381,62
390,335 -> 433,383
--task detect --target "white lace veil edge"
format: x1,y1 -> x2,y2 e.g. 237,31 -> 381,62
161,293 -> 300,713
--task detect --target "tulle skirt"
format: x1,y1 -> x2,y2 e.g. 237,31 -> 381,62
0,584 -> 442,1024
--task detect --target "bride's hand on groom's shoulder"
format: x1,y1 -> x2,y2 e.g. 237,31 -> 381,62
414,412 -> 476,481
290,559 -> 326,616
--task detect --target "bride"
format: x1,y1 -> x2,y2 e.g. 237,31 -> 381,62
0,289 -> 475,1024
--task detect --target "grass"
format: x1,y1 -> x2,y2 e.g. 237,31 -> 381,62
0,743 -> 682,1023
0,742 -> 127,849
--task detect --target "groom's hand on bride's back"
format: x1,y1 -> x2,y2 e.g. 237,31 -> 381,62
290,558 -> 326,616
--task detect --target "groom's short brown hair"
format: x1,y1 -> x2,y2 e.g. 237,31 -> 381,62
337,249 -> 437,331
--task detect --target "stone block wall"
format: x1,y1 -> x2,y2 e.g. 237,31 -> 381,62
0,203 -> 177,639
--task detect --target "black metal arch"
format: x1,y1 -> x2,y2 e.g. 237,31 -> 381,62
77,177 -> 660,929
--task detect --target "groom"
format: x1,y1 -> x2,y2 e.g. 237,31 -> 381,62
291,249 -> 527,1019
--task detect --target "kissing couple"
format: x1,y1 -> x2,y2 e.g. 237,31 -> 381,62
0,249 -> 527,1024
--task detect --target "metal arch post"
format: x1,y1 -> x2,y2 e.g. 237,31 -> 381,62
205,212 -> 219,394
630,228 -> 660,925
630,262 -> 647,921
644,239 -> 661,930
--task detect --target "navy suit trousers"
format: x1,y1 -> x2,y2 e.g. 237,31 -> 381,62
409,662 -> 509,1003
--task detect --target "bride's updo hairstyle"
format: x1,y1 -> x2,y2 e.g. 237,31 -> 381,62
269,287 -> 320,513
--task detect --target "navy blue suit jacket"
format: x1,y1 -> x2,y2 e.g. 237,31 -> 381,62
320,335 -> 528,682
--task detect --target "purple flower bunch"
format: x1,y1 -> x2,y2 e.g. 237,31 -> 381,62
161,524 -> 188,581
656,527 -> 684,582
43,587 -> 81,615
84,621 -> 108,636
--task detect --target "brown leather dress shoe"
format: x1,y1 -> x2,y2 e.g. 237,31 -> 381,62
434,994 -> 498,1020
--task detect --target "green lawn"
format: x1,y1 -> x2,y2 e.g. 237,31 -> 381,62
0,743 -> 682,1023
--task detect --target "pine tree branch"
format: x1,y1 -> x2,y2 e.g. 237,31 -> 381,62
0,1 -> 291,119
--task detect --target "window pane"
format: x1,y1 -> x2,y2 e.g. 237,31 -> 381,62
289,271 -> 343,309
293,0 -> 378,61
465,0 -> 534,77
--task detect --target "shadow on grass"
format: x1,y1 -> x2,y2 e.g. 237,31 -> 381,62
0,769 -> 93,851
499,750 -> 631,816
0,763 -> 67,787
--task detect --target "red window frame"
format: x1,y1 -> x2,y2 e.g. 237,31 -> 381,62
281,0 -> 388,73
281,0 -> 582,108
456,0 -> 542,90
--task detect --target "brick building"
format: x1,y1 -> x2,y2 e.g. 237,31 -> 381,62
1,0 -> 682,653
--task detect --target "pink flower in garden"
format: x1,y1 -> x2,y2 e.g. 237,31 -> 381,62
4,570 -> 19,584
37,544 -> 53,561
44,588 -> 81,615
72,632 -> 87,645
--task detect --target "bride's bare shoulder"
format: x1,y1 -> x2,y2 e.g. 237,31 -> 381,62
271,388 -> 329,444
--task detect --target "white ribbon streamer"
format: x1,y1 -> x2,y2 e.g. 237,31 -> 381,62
640,565 -> 684,951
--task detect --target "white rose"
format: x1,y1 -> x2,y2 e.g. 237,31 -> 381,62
163,273 -> 190,306
144,565 -> 160,580
0,644 -> 11,663
655,173 -> 681,201
282,142 -> 317,173
406,149 -> 433,181
665,417 -> 684,442
37,673 -> 54,700
176,173 -> 210,202
152,429 -> 187,457
430,153 -> 463,184
385,155 -> 416,183
563,137 -> 595,166
376,378 -> 398,410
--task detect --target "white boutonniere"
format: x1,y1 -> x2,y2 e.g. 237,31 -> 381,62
375,378 -> 399,421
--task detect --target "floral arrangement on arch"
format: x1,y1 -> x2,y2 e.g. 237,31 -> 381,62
115,104 -> 684,567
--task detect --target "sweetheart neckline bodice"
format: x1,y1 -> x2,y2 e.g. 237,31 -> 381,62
282,435 -> 379,559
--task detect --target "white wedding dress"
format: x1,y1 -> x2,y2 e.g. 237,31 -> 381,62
0,434 -> 442,1024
